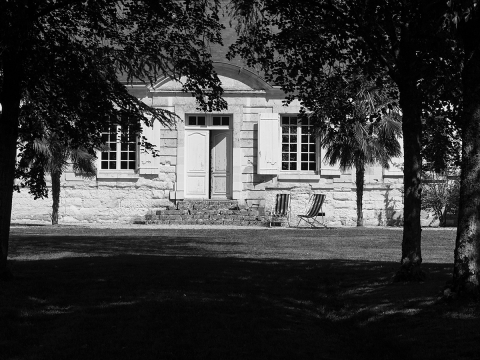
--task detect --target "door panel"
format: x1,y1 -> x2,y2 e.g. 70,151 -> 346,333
210,131 -> 232,199
185,130 -> 209,198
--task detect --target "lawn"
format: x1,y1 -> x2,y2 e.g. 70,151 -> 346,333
1,225 -> 479,360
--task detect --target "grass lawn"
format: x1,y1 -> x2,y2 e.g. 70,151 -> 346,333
1,225 -> 479,360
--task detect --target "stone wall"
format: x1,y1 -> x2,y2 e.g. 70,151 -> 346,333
263,183 -> 404,227
12,174 -> 173,224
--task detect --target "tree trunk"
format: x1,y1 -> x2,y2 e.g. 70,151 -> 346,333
51,171 -> 61,225
355,163 -> 365,227
451,17 -> 480,296
0,54 -> 23,280
395,81 -> 424,281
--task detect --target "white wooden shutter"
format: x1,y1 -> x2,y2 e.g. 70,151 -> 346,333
138,117 -> 161,174
257,113 -> 280,175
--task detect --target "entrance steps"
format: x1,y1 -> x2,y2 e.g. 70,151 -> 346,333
141,200 -> 267,226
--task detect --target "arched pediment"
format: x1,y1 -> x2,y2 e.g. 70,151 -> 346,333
151,62 -> 272,93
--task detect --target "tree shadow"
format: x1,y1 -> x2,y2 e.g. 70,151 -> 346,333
2,253 -> 479,360
381,185 -> 403,226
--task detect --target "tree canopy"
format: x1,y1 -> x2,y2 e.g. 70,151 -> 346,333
228,0 -> 480,289
0,0 -> 227,279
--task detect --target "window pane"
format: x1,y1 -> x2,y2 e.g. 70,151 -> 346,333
213,117 -> 221,125
198,116 -> 206,125
129,161 -> 136,169
280,115 -> 315,172
101,124 -> 137,172
188,116 -> 197,125
222,117 -> 229,125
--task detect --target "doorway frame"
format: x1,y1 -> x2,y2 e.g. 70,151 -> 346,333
174,106 -> 243,202
184,114 -> 233,200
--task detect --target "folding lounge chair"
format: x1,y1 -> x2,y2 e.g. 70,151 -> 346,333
297,194 -> 327,228
269,193 -> 291,227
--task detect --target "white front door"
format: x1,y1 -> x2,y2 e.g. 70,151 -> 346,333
185,130 -> 210,198
210,130 -> 232,199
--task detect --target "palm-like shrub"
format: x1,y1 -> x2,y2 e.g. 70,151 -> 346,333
312,81 -> 402,226
421,169 -> 460,227
29,131 -> 97,225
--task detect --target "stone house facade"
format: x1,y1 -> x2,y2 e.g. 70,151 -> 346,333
11,60 -> 416,226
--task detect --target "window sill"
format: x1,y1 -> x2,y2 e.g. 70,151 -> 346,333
320,169 -> 341,176
97,172 -> 139,180
277,173 -> 320,181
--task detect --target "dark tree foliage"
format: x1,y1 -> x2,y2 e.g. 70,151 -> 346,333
422,113 -> 461,174
229,0 -> 480,295
229,0 -> 455,280
0,0 -> 226,279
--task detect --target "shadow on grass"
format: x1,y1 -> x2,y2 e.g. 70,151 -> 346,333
1,254 -> 479,360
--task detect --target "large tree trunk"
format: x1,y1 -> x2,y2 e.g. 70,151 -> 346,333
387,24 -> 424,281
0,54 -> 23,280
51,170 -> 61,225
355,163 -> 365,227
395,81 -> 424,281
451,17 -> 480,296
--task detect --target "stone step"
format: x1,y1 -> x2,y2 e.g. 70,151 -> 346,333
146,213 -> 266,221
177,200 -> 240,211
144,219 -> 268,226
140,199 -> 270,227
155,208 -> 264,216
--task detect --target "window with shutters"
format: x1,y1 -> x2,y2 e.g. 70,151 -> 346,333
281,116 -> 316,171
100,125 -> 137,171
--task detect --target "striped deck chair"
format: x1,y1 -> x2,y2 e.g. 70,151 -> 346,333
296,194 -> 327,228
269,193 -> 291,227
